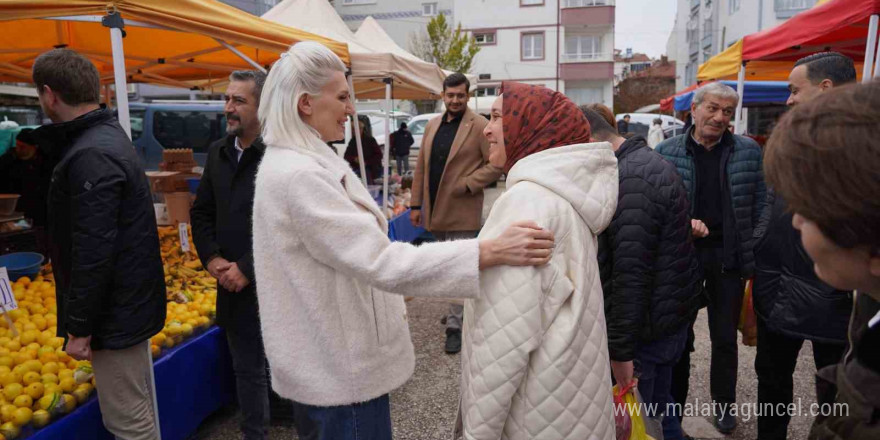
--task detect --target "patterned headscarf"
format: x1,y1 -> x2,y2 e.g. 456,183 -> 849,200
501,81 -> 592,174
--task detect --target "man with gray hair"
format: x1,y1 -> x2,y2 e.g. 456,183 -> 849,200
656,82 -> 766,435
192,70 -> 313,440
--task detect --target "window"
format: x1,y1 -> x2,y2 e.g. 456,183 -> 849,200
153,110 -> 227,153
342,0 -> 377,5
521,32 -> 545,60
566,87 -> 603,105
129,109 -> 145,141
564,35 -> 602,61
422,2 -> 438,16
474,32 -> 496,45
476,87 -> 499,97
408,119 -> 429,136
775,0 -> 812,12
563,0 -> 610,7
728,0 -> 741,14
520,0 -> 545,6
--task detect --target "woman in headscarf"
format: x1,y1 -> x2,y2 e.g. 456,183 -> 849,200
456,82 -> 619,440
252,43 -> 556,439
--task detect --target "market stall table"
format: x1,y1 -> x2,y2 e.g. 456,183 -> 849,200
23,326 -> 234,440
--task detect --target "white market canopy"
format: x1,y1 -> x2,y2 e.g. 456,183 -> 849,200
263,0 -> 451,99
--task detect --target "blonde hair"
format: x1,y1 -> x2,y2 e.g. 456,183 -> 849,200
259,41 -> 348,151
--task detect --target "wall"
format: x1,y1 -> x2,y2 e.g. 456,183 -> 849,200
334,0 -> 455,50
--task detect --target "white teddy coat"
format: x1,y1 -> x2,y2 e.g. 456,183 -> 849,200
253,142 -> 480,407
457,143 -> 619,440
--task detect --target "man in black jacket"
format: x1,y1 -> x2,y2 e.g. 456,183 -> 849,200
390,122 -> 414,175
585,108 -> 703,440
32,49 -> 165,440
752,52 -> 856,440
191,70 -> 313,440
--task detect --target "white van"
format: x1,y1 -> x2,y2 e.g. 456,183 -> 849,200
615,113 -> 685,137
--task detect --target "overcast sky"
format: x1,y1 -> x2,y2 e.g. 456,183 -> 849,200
615,0 -> 678,58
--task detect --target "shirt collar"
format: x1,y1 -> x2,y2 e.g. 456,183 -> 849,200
442,111 -> 465,125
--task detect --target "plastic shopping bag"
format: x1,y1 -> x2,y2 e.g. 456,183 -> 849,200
612,383 -> 655,440
738,278 -> 758,346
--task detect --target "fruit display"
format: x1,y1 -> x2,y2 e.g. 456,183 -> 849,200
155,226 -> 217,358
0,275 -> 95,438
0,227 -> 218,438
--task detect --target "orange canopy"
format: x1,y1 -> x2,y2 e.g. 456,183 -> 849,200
0,0 -> 350,87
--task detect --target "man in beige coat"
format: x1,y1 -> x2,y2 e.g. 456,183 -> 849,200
411,73 -> 502,354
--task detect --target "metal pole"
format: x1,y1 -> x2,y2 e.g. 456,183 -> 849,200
383,80 -> 392,216
734,63 -> 746,134
214,38 -> 267,73
347,75 -> 368,187
863,15 -> 879,82
104,13 -> 131,140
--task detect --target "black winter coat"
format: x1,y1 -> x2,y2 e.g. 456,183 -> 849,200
390,130 -> 414,157
753,191 -> 851,343
190,136 -> 264,329
599,136 -> 704,362
35,107 -> 166,350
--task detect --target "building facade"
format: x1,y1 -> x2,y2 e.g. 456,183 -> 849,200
456,0 -> 615,108
334,0 -> 454,51
666,0 -> 816,90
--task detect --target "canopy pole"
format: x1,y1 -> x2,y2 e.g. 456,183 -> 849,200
347,74 -> 368,187
864,15 -> 879,82
734,63 -> 746,135
383,79 -> 392,217
871,16 -> 880,79
214,39 -> 267,74
103,13 -> 132,140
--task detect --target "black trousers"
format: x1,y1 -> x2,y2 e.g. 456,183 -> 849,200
755,317 -> 845,440
671,247 -> 744,414
226,317 -> 316,440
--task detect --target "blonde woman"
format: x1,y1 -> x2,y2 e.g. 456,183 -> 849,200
251,43 -> 555,439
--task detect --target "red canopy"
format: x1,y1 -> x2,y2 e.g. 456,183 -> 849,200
742,0 -> 880,61
659,81 -> 712,112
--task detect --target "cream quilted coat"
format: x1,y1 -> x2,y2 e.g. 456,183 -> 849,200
457,142 -> 619,440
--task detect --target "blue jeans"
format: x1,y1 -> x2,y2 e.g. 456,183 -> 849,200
636,326 -> 688,440
302,394 -> 392,440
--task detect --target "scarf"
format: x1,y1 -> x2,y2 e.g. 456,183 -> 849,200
501,81 -> 592,173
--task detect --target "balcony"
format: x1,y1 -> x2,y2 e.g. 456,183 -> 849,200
701,34 -> 713,49
561,52 -> 613,63
561,2 -> 614,26
690,0 -> 701,11
560,61 -> 614,81
689,38 -> 699,56
775,0 -> 811,18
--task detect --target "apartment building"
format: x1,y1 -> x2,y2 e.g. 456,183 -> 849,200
666,0 -> 817,90
455,0 -> 615,108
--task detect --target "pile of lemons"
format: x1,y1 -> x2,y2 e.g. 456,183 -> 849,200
150,292 -> 217,358
0,276 -> 95,439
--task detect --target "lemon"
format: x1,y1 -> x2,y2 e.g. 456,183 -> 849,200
180,323 -> 194,337
39,362 -> 59,376
0,368 -> 8,377
10,407 -> 31,428
21,372 -> 39,386
0,421 -> 19,439
0,358 -> 10,370
24,382 -> 43,400
59,394 -> 76,414
10,395 -> 30,410
2,384 -> 22,402
57,370 -> 73,381
3,342 -> 19,354
0,373 -> 19,387
150,344 -> 160,358
36,392 -> 59,413
0,405 -> 15,424
40,373 -> 58,385
10,366 -> 27,379
31,409 -> 50,428
59,377 -> 76,393
72,387 -> 91,404
42,384 -> 61,397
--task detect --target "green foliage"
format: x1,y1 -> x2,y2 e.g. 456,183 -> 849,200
410,14 -> 480,73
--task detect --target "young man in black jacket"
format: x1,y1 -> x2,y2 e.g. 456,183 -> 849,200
763,80 -> 880,440
753,52 -> 856,440
585,107 -> 703,440
32,49 -> 166,440
191,71 -> 314,440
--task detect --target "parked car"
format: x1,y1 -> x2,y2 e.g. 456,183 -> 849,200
615,113 -> 684,137
404,113 -> 440,169
127,101 -> 227,170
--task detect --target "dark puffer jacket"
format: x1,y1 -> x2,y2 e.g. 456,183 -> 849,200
599,136 -> 704,362
35,107 -> 166,350
753,191 -> 851,343
656,129 -> 766,276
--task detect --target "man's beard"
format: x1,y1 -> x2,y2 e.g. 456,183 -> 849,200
227,117 -> 243,137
